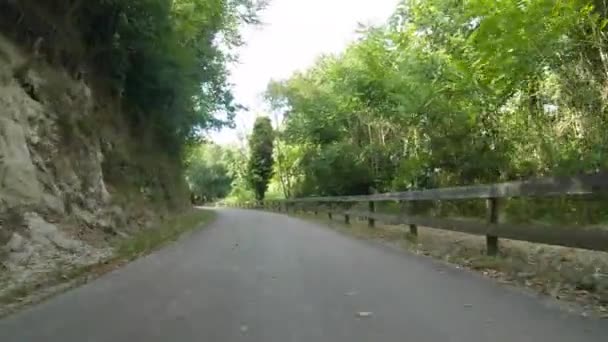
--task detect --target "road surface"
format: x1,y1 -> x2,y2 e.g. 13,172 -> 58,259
1,208 -> 607,341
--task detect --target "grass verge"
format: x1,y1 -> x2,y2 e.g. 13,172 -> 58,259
0,208 -> 215,317
286,210 -> 608,318
114,208 -> 215,260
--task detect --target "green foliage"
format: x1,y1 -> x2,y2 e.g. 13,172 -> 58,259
247,117 -> 275,200
271,139 -> 303,198
3,0 -> 265,154
187,141 -> 258,205
115,208 -> 215,258
266,0 -> 608,198
185,144 -> 234,202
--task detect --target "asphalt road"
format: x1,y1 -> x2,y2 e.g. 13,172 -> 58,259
1,208 -> 607,341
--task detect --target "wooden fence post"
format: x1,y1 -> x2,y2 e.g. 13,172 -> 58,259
368,201 -> 376,228
486,197 -> 501,256
403,200 -> 418,238
409,222 -> 418,237
328,202 -> 333,220
344,204 -> 350,225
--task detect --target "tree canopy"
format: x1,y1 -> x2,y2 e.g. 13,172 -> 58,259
3,0 -> 265,154
266,0 -> 608,197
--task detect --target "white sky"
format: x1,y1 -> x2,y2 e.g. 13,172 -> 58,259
209,0 -> 401,145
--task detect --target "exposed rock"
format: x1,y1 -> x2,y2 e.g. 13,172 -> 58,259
109,205 -> 127,227
5,243 -> 34,266
0,35 -> 25,83
24,212 -> 80,252
594,272 -> 608,292
4,233 -> 25,252
72,207 -> 96,227
0,117 -> 43,207
0,31 -> 183,311
41,193 -> 65,215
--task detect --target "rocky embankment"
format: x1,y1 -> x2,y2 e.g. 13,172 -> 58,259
0,34 -> 184,304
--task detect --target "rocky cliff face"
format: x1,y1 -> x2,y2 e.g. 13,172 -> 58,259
0,34 -> 186,298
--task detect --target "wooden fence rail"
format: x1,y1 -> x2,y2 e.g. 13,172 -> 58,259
235,172 -> 608,255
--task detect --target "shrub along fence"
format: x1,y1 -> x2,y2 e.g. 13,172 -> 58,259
234,173 -> 608,256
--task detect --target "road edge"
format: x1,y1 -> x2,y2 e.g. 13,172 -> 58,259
0,208 -> 217,318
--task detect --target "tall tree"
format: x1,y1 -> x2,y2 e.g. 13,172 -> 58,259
247,117 -> 275,201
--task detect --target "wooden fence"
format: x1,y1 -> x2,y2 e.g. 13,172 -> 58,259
235,172 -> 608,255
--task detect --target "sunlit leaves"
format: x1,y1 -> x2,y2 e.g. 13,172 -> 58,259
264,0 -> 608,196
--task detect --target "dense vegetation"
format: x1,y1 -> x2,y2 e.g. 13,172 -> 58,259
185,116 -> 277,203
265,0 -> 608,198
185,142 -> 265,203
185,144 -> 234,202
1,0 -> 264,154
247,117 -> 275,200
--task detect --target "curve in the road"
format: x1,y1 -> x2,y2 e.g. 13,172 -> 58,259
1,208 -> 606,342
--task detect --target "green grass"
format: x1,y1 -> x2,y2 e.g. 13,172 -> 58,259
115,208 -> 215,260
0,208 -> 216,312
